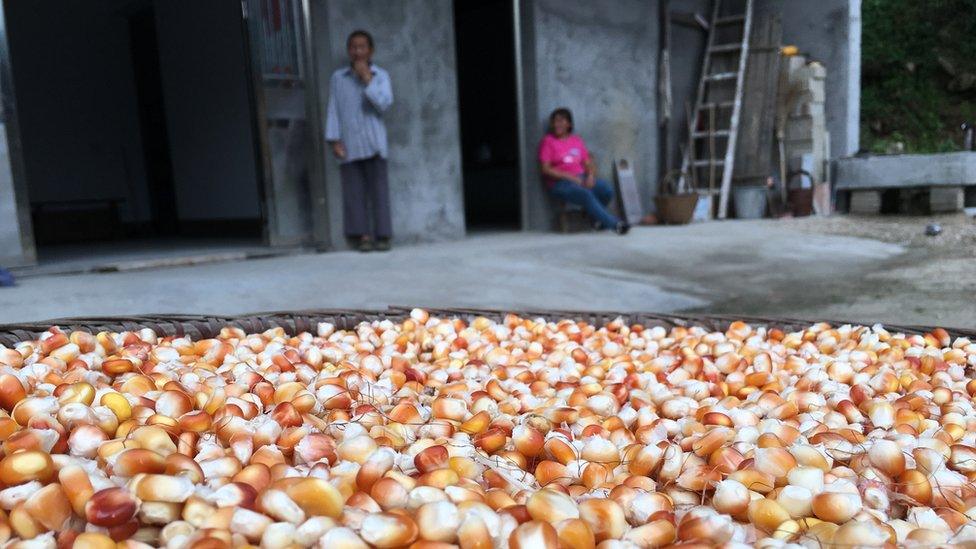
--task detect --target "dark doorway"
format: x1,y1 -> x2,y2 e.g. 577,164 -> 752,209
5,0 -> 265,261
128,6 -> 178,236
453,0 -> 520,230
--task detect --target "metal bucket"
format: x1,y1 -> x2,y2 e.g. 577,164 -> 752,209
692,192 -> 714,222
733,186 -> 768,219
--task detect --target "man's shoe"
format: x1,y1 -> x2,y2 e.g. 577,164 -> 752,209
375,238 -> 391,252
357,239 -> 374,252
614,222 -> 631,235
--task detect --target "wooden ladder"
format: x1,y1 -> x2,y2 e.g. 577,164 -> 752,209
677,0 -> 753,219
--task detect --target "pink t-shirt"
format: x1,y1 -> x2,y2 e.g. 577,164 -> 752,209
538,134 -> 589,187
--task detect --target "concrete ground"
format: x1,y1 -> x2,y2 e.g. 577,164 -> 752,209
1,218 -> 972,329
17,238 -> 281,277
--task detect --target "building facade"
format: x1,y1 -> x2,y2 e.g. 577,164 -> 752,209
0,0 -> 860,267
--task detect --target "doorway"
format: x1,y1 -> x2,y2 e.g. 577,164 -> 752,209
129,5 -> 178,237
453,0 -> 521,230
4,0 -> 266,268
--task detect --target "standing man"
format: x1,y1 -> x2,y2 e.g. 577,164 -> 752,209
326,30 -> 394,252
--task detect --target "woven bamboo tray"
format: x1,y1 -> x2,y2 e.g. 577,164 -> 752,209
0,308 -> 972,348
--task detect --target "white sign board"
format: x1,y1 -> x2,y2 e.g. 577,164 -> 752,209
613,158 -> 644,225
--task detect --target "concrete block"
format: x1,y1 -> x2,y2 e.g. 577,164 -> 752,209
850,190 -> 882,215
785,55 -> 807,74
786,142 -> 815,158
786,135 -> 827,157
786,134 -> 824,148
796,102 -> 825,118
836,152 -> 976,190
788,92 -> 824,112
929,186 -> 964,213
795,86 -> 825,104
797,78 -> 825,96
784,56 -> 808,87
786,116 -> 826,142
786,117 -> 812,141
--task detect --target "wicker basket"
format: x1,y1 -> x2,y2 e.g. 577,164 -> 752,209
654,194 -> 700,225
0,308 -> 971,348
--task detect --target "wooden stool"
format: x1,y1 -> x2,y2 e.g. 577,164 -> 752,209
557,201 -> 588,233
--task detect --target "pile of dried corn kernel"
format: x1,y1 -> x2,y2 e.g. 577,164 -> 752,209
0,309 -> 975,548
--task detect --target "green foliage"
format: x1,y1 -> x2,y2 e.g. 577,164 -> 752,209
861,0 -> 976,153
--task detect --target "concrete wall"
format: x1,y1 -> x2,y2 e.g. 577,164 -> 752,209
155,0 -> 262,221
519,0 -> 659,230
666,0 -> 710,174
314,0 -> 464,246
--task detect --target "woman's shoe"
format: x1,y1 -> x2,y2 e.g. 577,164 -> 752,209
375,238 -> 391,252
357,239 -> 374,252
614,222 -> 631,235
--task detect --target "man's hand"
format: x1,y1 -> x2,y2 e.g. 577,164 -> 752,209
584,174 -> 596,188
353,60 -> 372,84
331,141 -> 347,160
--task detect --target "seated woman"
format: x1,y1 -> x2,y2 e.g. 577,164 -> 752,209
539,108 -> 629,235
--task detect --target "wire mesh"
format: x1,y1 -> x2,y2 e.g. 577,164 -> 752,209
0,307 -> 971,348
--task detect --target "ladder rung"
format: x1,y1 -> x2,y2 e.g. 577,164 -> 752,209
692,159 -> 725,167
693,130 -> 731,138
709,43 -> 743,53
705,72 -> 738,82
700,101 -> 735,110
716,14 -> 746,25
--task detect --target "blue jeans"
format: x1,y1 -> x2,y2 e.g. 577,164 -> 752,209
550,179 -> 620,229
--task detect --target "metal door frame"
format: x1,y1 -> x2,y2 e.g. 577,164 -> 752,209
239,0 -> 275,246
513,0 -> 528,231
299,0 -> 329,249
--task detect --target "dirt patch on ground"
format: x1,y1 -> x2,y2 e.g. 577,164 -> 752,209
699,214 -> 976,329
781,213 -> 976,252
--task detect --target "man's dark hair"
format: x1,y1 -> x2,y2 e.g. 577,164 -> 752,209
549,107 -> 574,133
347,29 -> 374,50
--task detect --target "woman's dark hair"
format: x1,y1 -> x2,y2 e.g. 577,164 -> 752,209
347,29 -> 374,50
549,107 -> 574,134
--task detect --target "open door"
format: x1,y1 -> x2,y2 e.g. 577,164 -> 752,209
242,0 -> 329,248
453,0 -> 522,231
